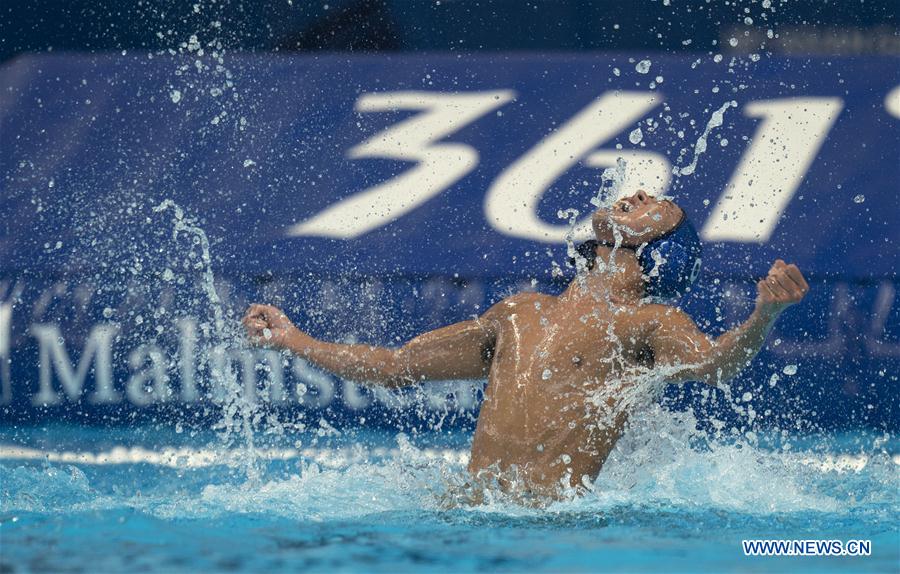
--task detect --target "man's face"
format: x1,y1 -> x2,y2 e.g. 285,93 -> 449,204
592,190 -> 684,247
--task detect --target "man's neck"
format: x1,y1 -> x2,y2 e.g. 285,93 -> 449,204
560,244 -> 646,305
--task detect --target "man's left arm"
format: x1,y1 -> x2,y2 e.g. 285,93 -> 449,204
649,259 -> 809,386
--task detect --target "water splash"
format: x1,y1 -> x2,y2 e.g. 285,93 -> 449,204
559,156 -> 630,282
152,199 -> 265,481
3,421 -> 895,521
674,101 -> 737,177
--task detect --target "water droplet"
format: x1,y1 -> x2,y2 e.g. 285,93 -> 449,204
628,127 -> 643,144
728,37 -> 739,47
635,60 -> 651,74
853,194 -> 865,204
102,307 -> 114,319
769,373 -> 780,387
783,364 -> 798,376
170,90 -> 182,104
542,369 -> 553,380
561,454 -> 571,464
742,392 -> 753,402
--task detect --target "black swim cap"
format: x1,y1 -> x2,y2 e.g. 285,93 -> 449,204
637,215 -> 702,299
567,239 -> 600,270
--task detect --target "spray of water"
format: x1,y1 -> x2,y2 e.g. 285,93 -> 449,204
675,101 -> 738,177
152,199 -> 265,482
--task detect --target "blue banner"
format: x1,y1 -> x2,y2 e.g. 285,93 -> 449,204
1,54 -> 898,429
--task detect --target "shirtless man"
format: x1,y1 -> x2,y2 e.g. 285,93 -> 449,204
242,191 -> 809,497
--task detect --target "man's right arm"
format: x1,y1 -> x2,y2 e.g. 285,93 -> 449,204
648,259 -> 809,386
242,303 -> 501,388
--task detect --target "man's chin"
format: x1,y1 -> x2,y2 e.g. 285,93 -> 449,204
595,221 -> 643,247
592,213 -> 618,238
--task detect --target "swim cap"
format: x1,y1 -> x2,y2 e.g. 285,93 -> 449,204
637,214 -> 702,300
569,239 -> 600,270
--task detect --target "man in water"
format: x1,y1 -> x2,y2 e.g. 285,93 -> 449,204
242,191 -> 808,498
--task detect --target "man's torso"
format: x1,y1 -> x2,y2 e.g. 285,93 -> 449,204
468,292 -> 663,494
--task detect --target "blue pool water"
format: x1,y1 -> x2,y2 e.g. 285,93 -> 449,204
1,413 -> 897,573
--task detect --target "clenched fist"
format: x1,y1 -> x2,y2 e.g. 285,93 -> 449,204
242,303 -> 306,350
755,259 -> 809,316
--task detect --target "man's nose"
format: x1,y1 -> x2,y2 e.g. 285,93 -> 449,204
634,190 -> 650,204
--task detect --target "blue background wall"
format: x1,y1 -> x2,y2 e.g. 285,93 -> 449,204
1,54 -> 898,430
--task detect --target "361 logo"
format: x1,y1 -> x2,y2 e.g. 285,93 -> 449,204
287,91 -> 844,244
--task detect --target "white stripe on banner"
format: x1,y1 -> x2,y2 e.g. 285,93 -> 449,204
0,443 -> 470,469
0,444 -> 895,471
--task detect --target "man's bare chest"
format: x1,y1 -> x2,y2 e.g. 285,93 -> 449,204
490,300 -> 649,378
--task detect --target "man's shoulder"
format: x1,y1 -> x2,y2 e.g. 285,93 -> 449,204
629,301 -> 692,325
500,291 -> 556,309
482,291 -> 553,319
504,291 -> 553,305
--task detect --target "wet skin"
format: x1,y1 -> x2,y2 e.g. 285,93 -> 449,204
243,192 -> 809,497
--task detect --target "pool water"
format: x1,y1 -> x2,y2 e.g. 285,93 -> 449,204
1,415 -> 897,573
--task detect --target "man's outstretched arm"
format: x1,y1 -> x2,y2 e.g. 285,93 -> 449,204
242,303 -> 499,388
649,259 -> 809,386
